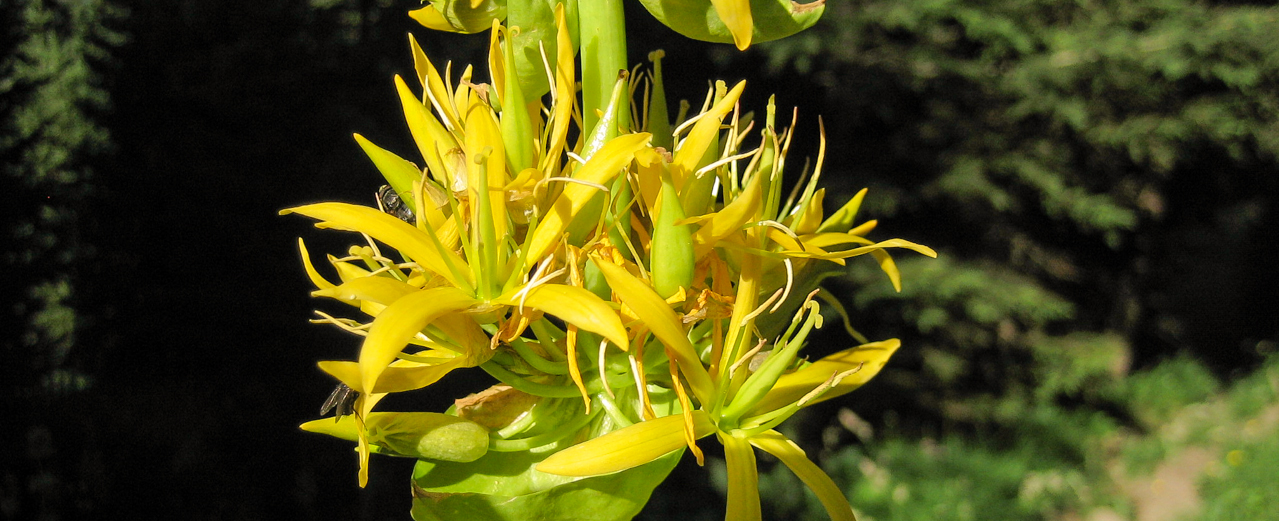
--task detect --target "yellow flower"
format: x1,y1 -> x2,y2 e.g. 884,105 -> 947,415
286,8 -> 652,486
530,83 -> 933,520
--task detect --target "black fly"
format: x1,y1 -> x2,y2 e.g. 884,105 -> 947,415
320,382 -> 358,420
376,185 -> 416,224
318,185 -> 418,420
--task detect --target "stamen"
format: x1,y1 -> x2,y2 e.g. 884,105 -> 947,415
598,339 -> 615,399
757,219 -> 800,240
727,338 -> 768,377
693,149 -> 757,178
769,258 -> 795,314
359,233 -> 384,259
742,288 -> 784,323
311,311 -> 371,336
515,264 -> 567,313
669,86 -> 714,142
538,41 -> 555,102
797,364 -> 864,408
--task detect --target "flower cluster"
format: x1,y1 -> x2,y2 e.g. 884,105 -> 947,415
289,3 -> 933,520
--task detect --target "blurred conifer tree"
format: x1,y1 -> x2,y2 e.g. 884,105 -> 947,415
748,0 -> 1279,429
1,0 -> 126,517
734,0 -> 1279,518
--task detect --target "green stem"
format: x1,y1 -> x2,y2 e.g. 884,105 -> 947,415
578,0 -> 629,139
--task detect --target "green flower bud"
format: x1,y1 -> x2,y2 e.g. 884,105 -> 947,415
650,176 -> 694,299
302,412 -> 489,463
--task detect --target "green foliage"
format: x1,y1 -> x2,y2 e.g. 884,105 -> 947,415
1195,356 -> 1279,521
735,0 -> 1279,518
1195,434 -> 1279,521
1,0 -> 125,394
759,428 -> 1108,521
751,0 -> 1279,439
1118,354 -> 1220,427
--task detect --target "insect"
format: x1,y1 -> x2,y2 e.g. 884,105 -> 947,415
376,185 -> 416,224
319,382 -> 358,420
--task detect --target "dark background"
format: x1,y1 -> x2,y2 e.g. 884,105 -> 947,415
4,0 -> 1277,519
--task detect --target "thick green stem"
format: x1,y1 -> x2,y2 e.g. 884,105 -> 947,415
578,0 -> 629,140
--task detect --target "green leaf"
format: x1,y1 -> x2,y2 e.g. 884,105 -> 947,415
410,0 -> 508,34
410,439 -> 681,521
636,0 -> 825,48
506,0 -> 579,99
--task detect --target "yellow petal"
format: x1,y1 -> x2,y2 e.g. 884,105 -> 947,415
496,283 -> 629,351
752,339 -> 901,412
541,4 -> 576,176
750,430 -> 856,521
408,6 -> 462,32
525,133 -> 652,262
409,35 -> 463,133
710,0 -> 753,50
298,238 -> 336,290
536,410 -> 715,476
592,260 -> 715,404
720,432 -> 761,521
282,202 -> 472,291
785,237 -> 937,261
692,170 -> 762,260
463,87 -> 508,244
311,276 -> 417,308
871,248 -> 902,292
318,360 -> 362,391
815,188 -> 867,234
791,187 -> 826,235
394,75 -> 459,189
371,357 -> 466,394
358,287 -> 478,394
672,81 -> 745,183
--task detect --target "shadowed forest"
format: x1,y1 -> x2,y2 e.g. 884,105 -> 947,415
3,0 -> 1277,519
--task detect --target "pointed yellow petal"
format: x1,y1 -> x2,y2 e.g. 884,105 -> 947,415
371,357 -> 466,393
408,6 -> 462,32
751,430 -> 856,521
672,81 -> 745,182
282,202 -> 472,291
409,35 -> 463,133
463,87 -> 508,243
816,188 -> 867,234
358,287 -> 478,394
720,433 -> 762,521
541,4 -> 576,176
298,238 -> 336,290
791,188 -> 826,235
526,133 -> 652,262
330,254 -> 372,283
536,410 -> 715,476
800,232 -> 874,249
352,133 -> 423,206
692,168 -> 763,259
752,339 -> 901,412
318,360 -> 362,391
871,248 -> 902,292
495,283 -> 629,351
710,0 -> 754,50
593,260 -> 715,404
311,276 -> 417,308
394,75 -> 458,188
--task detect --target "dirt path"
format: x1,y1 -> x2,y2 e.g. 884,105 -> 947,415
1098,403 -> 1279,521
